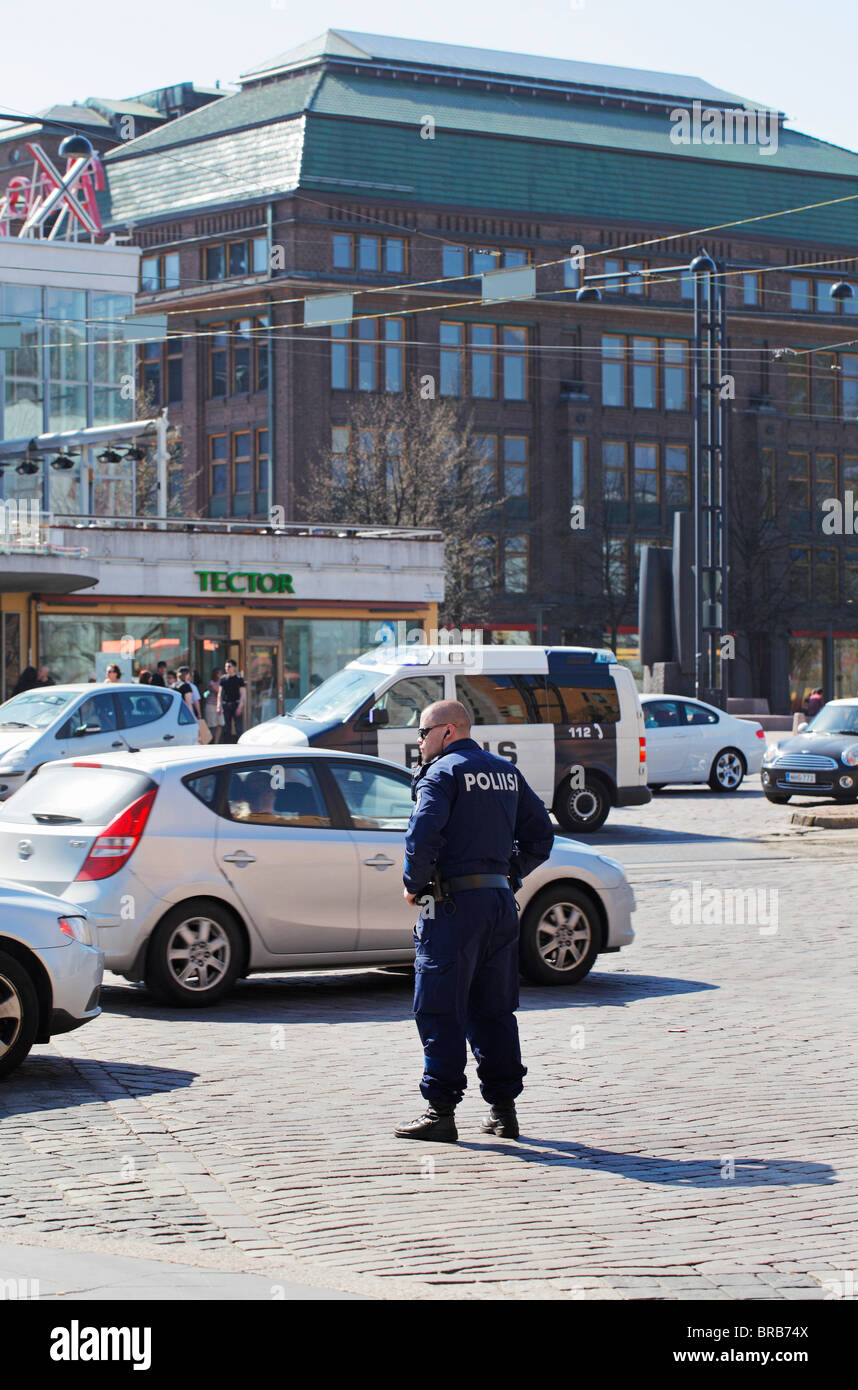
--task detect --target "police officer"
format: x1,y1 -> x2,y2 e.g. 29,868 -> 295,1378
395,699 -> 554,1143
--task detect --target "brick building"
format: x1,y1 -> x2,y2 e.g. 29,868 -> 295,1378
97,29 -> 858,709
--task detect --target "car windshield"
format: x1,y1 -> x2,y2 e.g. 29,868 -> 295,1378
807,705 -> 858,737
0,688 -> 77,730
289,669 -> 382,722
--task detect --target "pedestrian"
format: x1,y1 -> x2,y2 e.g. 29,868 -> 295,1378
205,668 -> 224,743
395,699 -> 554,1144
12,666 -> 39,695
150,661 -> 168,688
36,665 -> 54,687
104,664 -> 122,683
217,659 -> 246,743
805,687 -> 825,720
138,669 -> 152,685
177,665 -> 202,720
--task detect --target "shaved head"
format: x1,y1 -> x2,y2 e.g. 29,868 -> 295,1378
422,700 -> 470,732
417,700 -> 471,763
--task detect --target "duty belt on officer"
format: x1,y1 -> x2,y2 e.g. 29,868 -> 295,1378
438,874 -> 512,895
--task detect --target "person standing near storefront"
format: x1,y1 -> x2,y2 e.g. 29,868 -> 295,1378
104,664 -> 122,683
205,669 -> 224,744
217,660 -> 246,743
151,662 -> 168,688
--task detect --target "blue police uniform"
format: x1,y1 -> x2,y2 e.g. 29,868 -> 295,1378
402,738 -> 554,1113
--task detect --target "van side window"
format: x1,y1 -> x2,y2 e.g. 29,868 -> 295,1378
372,676 -> 445,728
455,674 -> 545,724
543,681 -> 621,725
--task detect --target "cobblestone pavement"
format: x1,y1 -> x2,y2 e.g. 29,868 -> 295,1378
1,787 -> 856,1300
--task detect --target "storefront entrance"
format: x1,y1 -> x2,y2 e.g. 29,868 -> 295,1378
247,639 -> 283,726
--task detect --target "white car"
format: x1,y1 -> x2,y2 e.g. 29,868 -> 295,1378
0,747 -> 636,1008
0,881 -> 103,1079
640,695 -> 766,792
0,684 -> 199,800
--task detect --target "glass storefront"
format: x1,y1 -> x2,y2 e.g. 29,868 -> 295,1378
39,615 -> 190,684
789,637 -> 824,713
2,612 -> 20,702
833,637 -> 858,700
247,617 -> 414,715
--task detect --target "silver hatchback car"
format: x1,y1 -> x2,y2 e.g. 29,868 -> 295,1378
0,747 -> 635,1008
0,684 -> 199,799
0,881 -> 103,1078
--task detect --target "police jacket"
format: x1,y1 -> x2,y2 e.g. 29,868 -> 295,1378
403,738 -> 555,894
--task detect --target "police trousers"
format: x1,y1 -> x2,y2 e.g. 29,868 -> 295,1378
412,886 -> 526,1107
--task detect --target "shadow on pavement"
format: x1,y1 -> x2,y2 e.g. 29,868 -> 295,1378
97,966 -> 715,1025
0,1056 -> 197,1114
459,1138 -> 837,1187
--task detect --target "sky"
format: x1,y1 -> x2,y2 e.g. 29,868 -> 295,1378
0,0 -> 856,153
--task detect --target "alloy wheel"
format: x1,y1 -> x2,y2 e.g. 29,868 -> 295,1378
535,902 -> 593,973
166,916 -> 232,992
0,974 -> 23,1059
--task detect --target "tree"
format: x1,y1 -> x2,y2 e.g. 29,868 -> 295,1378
303,384 -> 500,627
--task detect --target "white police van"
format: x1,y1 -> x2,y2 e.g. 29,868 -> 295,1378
240,645 -> 650,832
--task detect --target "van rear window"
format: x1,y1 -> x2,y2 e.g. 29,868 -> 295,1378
542,683 -> 620,725
0,763 -> 157,825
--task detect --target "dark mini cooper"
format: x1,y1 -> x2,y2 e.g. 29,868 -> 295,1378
761,699 -> 858,804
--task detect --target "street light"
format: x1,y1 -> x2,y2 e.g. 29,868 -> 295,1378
830,281 -> 854,303
575,285 -> 601,303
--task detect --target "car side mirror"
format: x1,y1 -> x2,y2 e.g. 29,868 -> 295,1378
72,723 -> 101,736
355,707 -> 388,730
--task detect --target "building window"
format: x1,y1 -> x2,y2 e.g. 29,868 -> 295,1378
443,244 -> 466,277
760,447 -> 776,519
603,258 -> 622,292
473,435 -> 497,501
209,431 -> 268,518
604,536 -> 629,592
333,234 -> 353,269
626,260 -> 647,294
815,548 -> 837,603
664,340 -> 689,411
384,318 -> 404,391
503,436 -> 529,519
208,318 -> 269,398
204,236 -> 267,281
140,251 -> 180,294
471,324 -> 497,398
473,535 -> 497,590
743,272 -> 761,306
843,355 -> 858,421
356,317 -> 377,391
358,236 -> 380,272
440,322 -> 465,396
331,323 -> 350,389
791,547 -> 811,602
816,351 -> 837,418
502,327 -> 528,400
632,337 -> 657,408
603,442 -> 629,523
680,271 -> 694,299
503,536 -> 528,592
571,437 -> 587,508
815,281 -> 838,314
602,335 -> 626,406
788,453 -> 811,533
790,278 -> 812,311
634,444 -> 659,523
46,287 -> 87,432
786,357 -> 810,416
665,445 -> 690,508
384,238 -> 405,273
140,339 -> 182,406
814,454 -> 837,528
564,258 -> 581,289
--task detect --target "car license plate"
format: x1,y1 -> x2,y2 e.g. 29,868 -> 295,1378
786,771 -> 816,784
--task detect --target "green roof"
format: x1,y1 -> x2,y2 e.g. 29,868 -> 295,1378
102,64 -> 858,245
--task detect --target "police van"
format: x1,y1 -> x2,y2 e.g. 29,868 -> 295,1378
239,646 -> 650,832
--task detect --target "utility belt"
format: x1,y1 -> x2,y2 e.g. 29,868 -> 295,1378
432,871 -> 513,900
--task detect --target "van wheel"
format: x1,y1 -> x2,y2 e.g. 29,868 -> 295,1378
145,900 -> 244,1008
708,748 -> 745,792
0,951 -> 39,1079
553,774 -> 611,833
520,887 -> 601,985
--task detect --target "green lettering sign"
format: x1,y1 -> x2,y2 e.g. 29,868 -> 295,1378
197,570 -> 295,596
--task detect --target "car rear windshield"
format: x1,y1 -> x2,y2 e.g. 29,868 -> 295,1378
0,763 -> 157,825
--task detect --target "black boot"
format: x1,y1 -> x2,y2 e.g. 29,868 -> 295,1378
481,1103 -> 519,1139
395,1103 -> 458,1143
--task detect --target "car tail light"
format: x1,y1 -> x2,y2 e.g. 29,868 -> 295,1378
756,729 -> 766,739
639,737 -> 646,763
58,915 -> 93,946
75,789 -> 157,882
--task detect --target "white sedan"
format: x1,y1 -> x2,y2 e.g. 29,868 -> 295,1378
0,882 -> 103,1078
0,747 -> 635,1007
640,695 -> 766,792
0,684 -> 199,799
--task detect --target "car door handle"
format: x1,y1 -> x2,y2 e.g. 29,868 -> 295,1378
163,734 -> 175,741
222,851 -> 257,866
111,740 -> 124,747
363,855 -> 396,869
